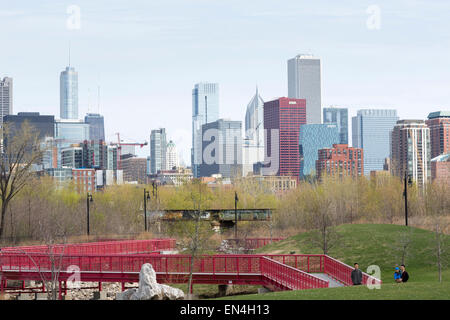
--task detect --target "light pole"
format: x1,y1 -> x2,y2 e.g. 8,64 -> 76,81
86,193 -> 93,236
403,172 -> 412,226
144,188 -> 151,232
234,191 -> 239,239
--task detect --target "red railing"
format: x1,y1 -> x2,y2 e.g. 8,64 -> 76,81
260,257 -> 328,290
263,254 -> 325,273
225,238 -> 285,250
323,255 -> 382,286
0,239 -> 176,255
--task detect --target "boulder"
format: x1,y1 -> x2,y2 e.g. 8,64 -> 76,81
116,263 -> 184,300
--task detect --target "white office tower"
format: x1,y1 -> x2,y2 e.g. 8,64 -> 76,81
60,66 -> 78,119
165,140 -> 179,170
288,54 -> 322,124
191,83 -> 219,177
243,87 -> 265,176
0,77 -> 13,126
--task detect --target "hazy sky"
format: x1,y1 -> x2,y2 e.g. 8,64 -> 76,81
1,0 -> 449,164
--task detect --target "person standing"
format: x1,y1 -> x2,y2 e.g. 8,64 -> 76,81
351,263 -> 363,285
394,267 -> 402,283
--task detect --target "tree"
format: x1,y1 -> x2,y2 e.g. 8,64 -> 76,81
0,122 -> 44,239
425,182 -> 450,282
167,179 -> 214,295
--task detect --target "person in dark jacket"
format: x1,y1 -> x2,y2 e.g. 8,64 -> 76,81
399,264 -> 409,282
351,263 -> 363,285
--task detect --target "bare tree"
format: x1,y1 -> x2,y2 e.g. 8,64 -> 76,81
0,122 -> 43,239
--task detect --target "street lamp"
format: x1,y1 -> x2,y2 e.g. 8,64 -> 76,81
234,191 -> 239,239
403,173 -> 413,226
144,188 -> 151,232
86,193 -> 93,236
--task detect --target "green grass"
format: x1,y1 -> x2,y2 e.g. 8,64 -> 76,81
217,224 -> 450,300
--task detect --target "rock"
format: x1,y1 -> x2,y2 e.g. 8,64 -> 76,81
116,263 -> 184,300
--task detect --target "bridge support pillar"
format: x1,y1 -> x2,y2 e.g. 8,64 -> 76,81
218,284 -> 231,297
98,282 -> 102,291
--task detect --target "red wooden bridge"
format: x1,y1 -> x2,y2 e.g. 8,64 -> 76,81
0,239 -> 381,299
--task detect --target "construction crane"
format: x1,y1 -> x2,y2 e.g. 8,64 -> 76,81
111,132 -> 148,170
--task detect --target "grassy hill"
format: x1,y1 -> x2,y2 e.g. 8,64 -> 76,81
218,224 -> 450,300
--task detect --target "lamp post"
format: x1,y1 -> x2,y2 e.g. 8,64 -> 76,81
403,172 -> 412,226
86,193 -> 93,236
234,191 -> 239,239
144,188 -> 151,232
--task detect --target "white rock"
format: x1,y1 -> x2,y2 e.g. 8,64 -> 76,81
116,263 -> 184,300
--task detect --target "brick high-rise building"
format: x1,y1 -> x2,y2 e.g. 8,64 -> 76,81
264,97 -> 306,179
426,111 -> 450,158
390,120 -> 431,187
316,144 -> 364,178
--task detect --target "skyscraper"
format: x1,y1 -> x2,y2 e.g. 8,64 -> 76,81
288,54 -> 321,124
60,66 -> 78,119
299,124 -> 340,177
199,119 -> 242,178
264,97 -> 307,179
323,106 -> 348,144
192,82 -> 219,177
425,111 -> 450,158
166,140 -> 179,170
352,109 -> 399,175
150,128 -> 167,174
0,77 -> 13,126
84,113 -> 105,141
243,87 -> 265,176
390,120 -> 431,187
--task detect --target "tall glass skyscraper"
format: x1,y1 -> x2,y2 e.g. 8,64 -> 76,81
299,124 -> 340,177
243,87 -> 265,176
288,54 -> 322,124
323,107 -> 348,144
191,82 -> 219,177
352,109 -> 399,175
60,66 -> 78,119
199,119 -> 242,178
84,113 -> 105,141
0,77 -> 13,126
150,128 -> 167,174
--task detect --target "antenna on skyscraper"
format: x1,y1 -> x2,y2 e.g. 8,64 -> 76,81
97,85 -> 100,113
68,42 -> 71,67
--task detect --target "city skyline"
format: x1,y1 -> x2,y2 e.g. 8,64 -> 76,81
1,1 -> 450,165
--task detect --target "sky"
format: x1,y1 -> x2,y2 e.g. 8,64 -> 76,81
1,0 -> 449,164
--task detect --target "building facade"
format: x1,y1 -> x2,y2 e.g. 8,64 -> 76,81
165,140 -> 179,170
3,112 -> 54,141
60,66 -> 78,120
390,120 -> 431,187
316,144 -> 364,178
0,77 -> 13,126
264,97 -> 307,179
192,82 -> 219,177
323,107 -> 348,144
287,54 -> 321,124
84,113 -> 105,141
431,154 -> 450,184
72,168 -> 96,193
426,111 -> 450,159
121,157 -> 147,184
199,119 -> 243,178
61,146 -> 83,168
243,87 -> 265,176
150,128 -> 167,174
352,109 -> 399,175
299,124 -> 340,177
